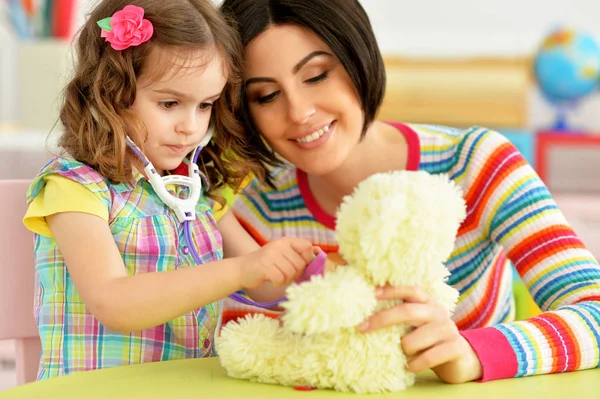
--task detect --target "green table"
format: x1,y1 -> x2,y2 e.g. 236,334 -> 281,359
2,357 -> 599,398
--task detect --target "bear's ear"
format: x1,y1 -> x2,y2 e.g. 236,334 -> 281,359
325,253 -> 348,272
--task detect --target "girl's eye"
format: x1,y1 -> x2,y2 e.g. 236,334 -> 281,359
159,101 -> 177,109
199,102 -> 214,111
305,70 -> 329,83
257,91 -> 279,104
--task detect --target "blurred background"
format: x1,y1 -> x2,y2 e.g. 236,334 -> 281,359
1,0 -> 600,390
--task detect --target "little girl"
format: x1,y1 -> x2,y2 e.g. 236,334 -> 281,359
23,0 -> 314,379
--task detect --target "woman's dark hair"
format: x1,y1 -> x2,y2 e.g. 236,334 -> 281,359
221,0 -> 386,176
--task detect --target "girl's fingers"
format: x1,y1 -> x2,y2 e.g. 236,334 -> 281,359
268,256 -> 289,286
282,249 -> 307,272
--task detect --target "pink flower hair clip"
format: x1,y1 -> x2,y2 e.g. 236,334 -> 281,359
96,5 -> 154,51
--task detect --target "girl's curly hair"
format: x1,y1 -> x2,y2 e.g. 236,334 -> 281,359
59,0 -> 263,203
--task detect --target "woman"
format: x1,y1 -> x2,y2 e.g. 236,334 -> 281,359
220,0 -> 600,384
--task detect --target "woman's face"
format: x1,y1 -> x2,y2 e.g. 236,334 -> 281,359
244,24 -> 364,175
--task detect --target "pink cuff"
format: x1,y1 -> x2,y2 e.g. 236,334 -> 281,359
460,327 -> 518,381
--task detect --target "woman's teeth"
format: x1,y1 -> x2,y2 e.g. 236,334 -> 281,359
296,125 -> 329,144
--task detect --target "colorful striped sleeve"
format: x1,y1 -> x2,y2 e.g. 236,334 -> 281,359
458,129 -> 600,380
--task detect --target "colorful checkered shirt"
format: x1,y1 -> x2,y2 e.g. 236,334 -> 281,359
26,156 -> 223,379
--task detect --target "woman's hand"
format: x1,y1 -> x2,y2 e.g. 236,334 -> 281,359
358,285 -> 482,384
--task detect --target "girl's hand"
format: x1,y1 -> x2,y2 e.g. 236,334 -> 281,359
358,285 -> 483,384
240,238 -> 315,289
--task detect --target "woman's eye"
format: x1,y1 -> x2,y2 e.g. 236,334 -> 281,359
159,101 -> 177,109
199,102 -> 214,111
257,91 -> 279,104
305,70 -> 329,83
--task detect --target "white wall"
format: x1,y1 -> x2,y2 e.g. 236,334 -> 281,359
0,1 -> 18,123
3,0 -> 600,129
0,0 -> 93,124
362,0 -> 600,130
363,0 -> 600,57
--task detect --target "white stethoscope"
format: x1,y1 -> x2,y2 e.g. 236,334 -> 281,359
127,128 -> 213,223
126,130 -> 326,309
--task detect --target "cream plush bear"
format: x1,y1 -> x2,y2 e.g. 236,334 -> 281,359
216,170 -> 467,393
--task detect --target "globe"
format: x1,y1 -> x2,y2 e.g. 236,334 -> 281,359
533,28 -> 600,130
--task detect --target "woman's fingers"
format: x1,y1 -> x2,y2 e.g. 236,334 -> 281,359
401,319 -> 459,356
355,284 -> 481,383
406,337 -> 464,373
358,302 -> 447,332
375,285 -> 430,303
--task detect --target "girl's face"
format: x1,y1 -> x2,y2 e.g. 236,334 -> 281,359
131,48 -> 227,175
244,24 -> 364,176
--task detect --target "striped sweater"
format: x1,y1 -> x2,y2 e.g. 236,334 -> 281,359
231,123 -> 600,381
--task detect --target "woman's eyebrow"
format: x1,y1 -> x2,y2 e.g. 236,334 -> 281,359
292,50 -> 332,73
245,51 -> 333,88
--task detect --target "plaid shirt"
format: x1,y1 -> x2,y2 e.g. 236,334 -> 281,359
27,156 -> 223,379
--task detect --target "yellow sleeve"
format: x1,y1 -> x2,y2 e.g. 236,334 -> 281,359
23,174 -> 109,238
209,173 -> 252,221
212,202 -> 229,222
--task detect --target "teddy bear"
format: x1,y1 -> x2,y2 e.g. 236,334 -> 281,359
215,170 -> 467,393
